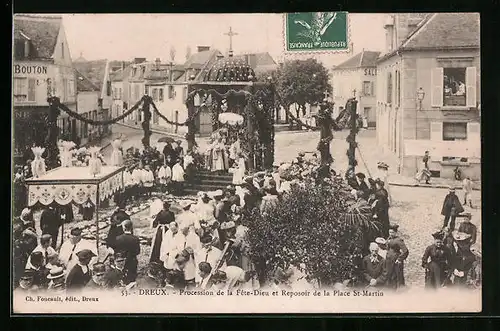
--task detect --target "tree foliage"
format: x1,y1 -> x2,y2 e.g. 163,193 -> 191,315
276,58 -> 332,109
246,177 -> 369,286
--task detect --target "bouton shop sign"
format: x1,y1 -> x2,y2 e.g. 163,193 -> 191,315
14,64 -> 48,75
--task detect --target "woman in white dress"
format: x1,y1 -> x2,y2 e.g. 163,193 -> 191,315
232,153 -> 246,185
110,137 -> 124,166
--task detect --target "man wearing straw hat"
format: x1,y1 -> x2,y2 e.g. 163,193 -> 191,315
46,266 -> 66,293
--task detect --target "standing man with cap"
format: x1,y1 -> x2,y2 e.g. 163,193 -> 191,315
86,262 -> 108,290
66,249 -> 96,291
114,219 -> 141,284
105,252 -> 127,289
457,212 -> 477,245
441,186 -> 464,231
462,176 -> 474,208
386,223 -> 409,289
421,231 -> 453,289
59,227 -> 97,273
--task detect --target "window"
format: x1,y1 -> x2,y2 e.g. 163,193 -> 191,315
14,78 -> 27,102
432,65 -> 476,108
395,70 -> 401,107
119,88 -> 122,99
134,85 -> 140,101
61,42 -> 64,59
182,87 -> 188,101
106,81 -> 111,97
159,88 -> 164,101
443,68 -> 466,106
168,86 -> 175,99
28,78 -> 36,101
145,86 -> 149,95
152,88 -> 158,102
69,79 -> 74,98
82,114 -> 88,138
363,81 -> 372,96
386,72 -> 393,103
442,122 -> 467,141
62,78 -> 67,101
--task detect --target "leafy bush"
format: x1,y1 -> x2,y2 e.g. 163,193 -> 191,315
246,177 -> 368,286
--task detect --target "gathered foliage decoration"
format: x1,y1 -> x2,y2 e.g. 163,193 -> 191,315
246,177 -> 367,286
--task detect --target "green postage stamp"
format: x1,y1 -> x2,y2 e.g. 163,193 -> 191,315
285,12 -> 349,52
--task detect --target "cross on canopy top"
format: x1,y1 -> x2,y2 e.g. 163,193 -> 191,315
352,89 -> 357,97
224,26 -> 238,56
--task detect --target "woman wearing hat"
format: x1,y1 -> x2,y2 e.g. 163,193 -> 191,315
47,266 -> 66,293
421,231 -> 453,289
376,162 -> 391,205
386,224 -> 409,289
466,245 -> 481,289
449,231 -> 476,287
372,179 -> 390,237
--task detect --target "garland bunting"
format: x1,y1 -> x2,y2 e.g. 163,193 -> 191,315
51,96 -> 145,126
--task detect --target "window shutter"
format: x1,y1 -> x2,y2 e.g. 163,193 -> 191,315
371,82 -> 375,97
28,78 -> 36,101
466,67 -> 477,108
467,122 -> 481,158
431,67 -> 444,107
430,122 -> 443,141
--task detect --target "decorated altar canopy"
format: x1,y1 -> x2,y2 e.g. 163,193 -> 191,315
25,165 -> 125,254
25,166 -> 125,207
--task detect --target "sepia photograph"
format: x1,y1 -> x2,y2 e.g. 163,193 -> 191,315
11,12 -> 481,314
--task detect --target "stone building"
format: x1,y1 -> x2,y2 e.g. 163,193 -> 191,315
376,13 -> 480,180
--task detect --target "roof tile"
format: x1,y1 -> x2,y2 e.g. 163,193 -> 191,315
73,60 -> 108,90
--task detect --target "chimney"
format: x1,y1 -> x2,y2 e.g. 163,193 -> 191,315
155,58 -> 161,70
122,61 -> 126,71
197,46 -> 210,53
134,57 -> 146,64
384,14 -> 395,52
24,40 -> 30,58
395,13 -> 410,49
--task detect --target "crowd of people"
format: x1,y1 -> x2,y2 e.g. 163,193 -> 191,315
344,161 -> 481,290
12,137 -> 481,295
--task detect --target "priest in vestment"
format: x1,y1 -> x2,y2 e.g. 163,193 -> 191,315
210,138 -> 228,173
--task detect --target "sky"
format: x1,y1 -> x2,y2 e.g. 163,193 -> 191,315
61,13 -> 386,67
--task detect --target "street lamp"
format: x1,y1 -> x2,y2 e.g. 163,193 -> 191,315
416,87 -> 425,110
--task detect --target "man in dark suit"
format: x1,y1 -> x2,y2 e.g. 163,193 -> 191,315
66,249 -> 96,292
152,201 -> 175,229
441,187 -> 464,231
114,220 -> 141,284
40,205 -> 61,249
106,203 -> 130,252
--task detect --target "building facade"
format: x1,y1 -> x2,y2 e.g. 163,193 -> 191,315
376,13 -> 480,179
331,50 -> 380,126
74,69 -> 100,146
73,59 -> 114,139
13,14 -> 77,161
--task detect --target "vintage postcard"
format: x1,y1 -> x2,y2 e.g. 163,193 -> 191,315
11,12 -> 481,314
